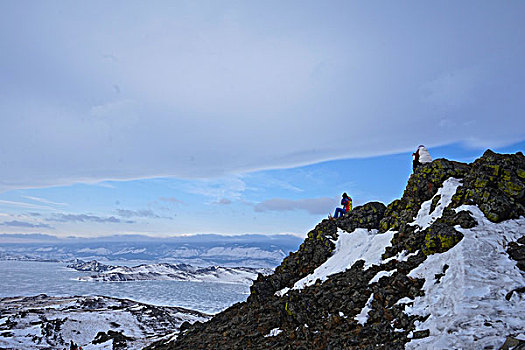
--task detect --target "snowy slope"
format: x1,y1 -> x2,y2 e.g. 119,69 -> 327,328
276,228 -> 395,296
278,178 -> 463,297
405,205 -> 525,348
0,294 -> 209,350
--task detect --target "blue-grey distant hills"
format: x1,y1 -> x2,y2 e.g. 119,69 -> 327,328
0,234 -> 303,268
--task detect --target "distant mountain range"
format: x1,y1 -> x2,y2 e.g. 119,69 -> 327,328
0,233 -> 303,268
69,259 -> 272,284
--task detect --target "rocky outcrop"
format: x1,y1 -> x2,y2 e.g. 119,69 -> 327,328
146,150 -> 525,350
451,150 -> 525,222
507,235 -> 525,272
379,158 -> 470,234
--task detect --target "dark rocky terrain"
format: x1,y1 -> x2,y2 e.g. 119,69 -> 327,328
145,150 -> 525,350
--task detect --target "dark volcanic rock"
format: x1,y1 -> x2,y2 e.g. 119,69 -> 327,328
507,236 -> 525,271
379,158 -> 470,234
421,221 -> 463,255
336,201 -> 387,232
145,150 -> 525,350
93,330 -> 133,349
248,219 -> 338,303
451,149 -> 525,222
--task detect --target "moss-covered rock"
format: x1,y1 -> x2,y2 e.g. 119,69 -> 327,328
451,150 -> 525,222
422,222 -> 464,255
336,201 -> 386,233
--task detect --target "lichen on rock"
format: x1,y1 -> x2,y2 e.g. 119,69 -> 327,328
422,222 -> 464,255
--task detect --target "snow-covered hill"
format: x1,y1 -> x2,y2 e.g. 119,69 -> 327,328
147,150 -> 525,350
67,259 -> 115,272
0,294 -> 209,350
72,261 -> 272,285
405,205 -> 524,348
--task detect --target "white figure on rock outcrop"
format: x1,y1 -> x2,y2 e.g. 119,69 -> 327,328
413,145 -> 433,172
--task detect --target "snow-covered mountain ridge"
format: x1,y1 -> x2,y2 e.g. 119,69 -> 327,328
0,234 -> 301,268
69,260 -> 272,285
147,150 -> 525,350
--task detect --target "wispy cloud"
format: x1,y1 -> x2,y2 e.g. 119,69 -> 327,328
159,197 -> 184,204
183,176 -> 247,203
0,199 -> 54,210
1,2 -> 524,192
22,195 -> 67,206
116,209 -> 160,218
47,213 -> 132,224
0,220 -> 53,229
254,197 -> 335,215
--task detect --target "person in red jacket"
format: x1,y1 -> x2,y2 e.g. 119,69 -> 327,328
334,193 -> 352,218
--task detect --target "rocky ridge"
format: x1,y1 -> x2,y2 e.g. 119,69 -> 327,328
146,150 -> 525,350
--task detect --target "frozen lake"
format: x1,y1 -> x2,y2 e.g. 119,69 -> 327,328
0,260 -> 250,314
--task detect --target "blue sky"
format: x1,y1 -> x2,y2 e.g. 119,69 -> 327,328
0,1 -> 524,238
1,141 -> 523,238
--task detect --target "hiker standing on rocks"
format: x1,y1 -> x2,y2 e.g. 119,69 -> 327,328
333,193 -> 352,218
413,145 -> 432,172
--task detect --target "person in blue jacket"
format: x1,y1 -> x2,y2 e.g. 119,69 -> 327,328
334,193 -> 352,218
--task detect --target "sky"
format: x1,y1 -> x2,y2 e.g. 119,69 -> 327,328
0,1 -> 524,238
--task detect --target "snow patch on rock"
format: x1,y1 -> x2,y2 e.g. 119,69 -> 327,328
355,293 -> 374,326
410,177 -> 462,230
264,328 -> 283,337
277,228 -> 394,295
405,205 -> 525,349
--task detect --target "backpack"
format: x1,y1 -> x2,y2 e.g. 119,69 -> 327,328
345,198 -> 352,212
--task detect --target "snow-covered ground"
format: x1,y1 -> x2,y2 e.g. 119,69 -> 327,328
405,205 -> 525,349
0,294 -> 209,350
276,228 -> 395,296
75,263 -> 272,285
